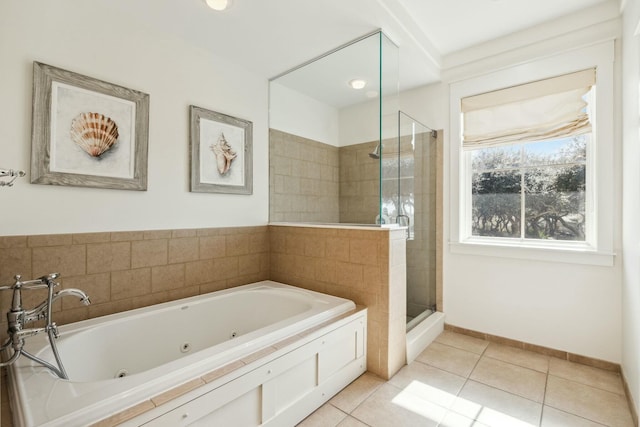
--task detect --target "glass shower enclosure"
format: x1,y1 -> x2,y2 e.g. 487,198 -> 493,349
268,32 -> 437,332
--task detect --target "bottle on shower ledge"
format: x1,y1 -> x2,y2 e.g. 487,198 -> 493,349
375,208 -> 391,225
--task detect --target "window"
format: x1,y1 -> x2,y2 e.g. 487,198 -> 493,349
470,135 -> 588,241
449,41 -> 615,265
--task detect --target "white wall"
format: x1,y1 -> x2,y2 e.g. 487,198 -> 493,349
269,82 -> 339,146
0,1 -> 269,236
621,0 -> 640,412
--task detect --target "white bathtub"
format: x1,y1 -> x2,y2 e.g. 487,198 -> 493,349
7,281 -> 364,426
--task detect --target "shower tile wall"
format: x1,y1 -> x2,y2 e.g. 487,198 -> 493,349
0,226 -> 270,342
339,141 -> 380,224
269,129 -> 340,223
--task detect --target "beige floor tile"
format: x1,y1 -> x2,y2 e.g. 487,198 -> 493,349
548,358 -> 625,395
438,411 -> 490,427
541,405 -> 607,427
351,383 -> 446,427
416,342 -> 481,377
435,331 -> 489,355
389,362 -> 466,408
297,403 -> 347,427
470,357 -> 547,402
484,342 -> 550,373
330,372 -> 385,414
545,375 -> 634,427
337,415 -> 370,427
451,380 -> 542,426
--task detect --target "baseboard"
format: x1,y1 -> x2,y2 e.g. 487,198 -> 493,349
444,323 -> 620,372
622,368 -> 639,427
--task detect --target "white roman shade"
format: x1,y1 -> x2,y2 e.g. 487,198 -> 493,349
462,68 -> 596,150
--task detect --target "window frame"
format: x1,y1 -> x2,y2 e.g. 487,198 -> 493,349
449,41 -> 615,266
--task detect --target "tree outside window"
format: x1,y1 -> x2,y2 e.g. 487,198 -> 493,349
470,135 -> 587,241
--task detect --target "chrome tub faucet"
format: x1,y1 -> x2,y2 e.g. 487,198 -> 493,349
0,273 -> 91,379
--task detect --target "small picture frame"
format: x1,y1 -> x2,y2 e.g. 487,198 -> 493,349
31,62 -> 149,190
189,105 -> 253,194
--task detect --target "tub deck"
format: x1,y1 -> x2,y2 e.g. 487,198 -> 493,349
7,282 -> 365,426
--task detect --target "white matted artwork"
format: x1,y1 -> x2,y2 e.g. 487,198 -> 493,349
50,82 -> 136,179
190,106 -> 253,194
31,62 -> 149,190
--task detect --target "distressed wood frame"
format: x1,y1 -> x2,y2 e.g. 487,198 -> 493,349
189,105 -> 253,195
31,62 -> 149,190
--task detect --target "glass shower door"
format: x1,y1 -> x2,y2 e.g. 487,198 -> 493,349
382,112 -> 437,330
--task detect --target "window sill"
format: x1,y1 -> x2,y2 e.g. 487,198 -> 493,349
449,239 -> 615,266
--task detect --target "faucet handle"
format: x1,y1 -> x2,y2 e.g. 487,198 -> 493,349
38,273 -> 60,287
39,273 -> 60,282
0,275 -> 21,291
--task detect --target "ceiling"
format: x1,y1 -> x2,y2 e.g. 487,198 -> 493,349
104,0 -> 618,106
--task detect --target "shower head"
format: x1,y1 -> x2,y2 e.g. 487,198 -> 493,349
369,144 -> 380,159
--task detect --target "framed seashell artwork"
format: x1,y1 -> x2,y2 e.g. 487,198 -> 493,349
189,105 -> 253,194
31,62 -> 149,190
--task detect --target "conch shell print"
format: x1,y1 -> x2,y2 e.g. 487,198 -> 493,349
210,133 -> 237,175
70,112 -> 119,157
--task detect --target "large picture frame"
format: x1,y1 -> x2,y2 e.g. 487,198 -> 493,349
190,105 -> 253,194
31,62 -> 149,190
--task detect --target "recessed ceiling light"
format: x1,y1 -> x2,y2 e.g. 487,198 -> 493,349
205,0 -> 232,11
349,79 -> 367,90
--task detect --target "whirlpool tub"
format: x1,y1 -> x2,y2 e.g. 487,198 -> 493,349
7,281 -> 367,426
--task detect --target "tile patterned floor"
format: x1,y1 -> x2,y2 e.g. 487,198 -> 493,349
298,331 -> 635,427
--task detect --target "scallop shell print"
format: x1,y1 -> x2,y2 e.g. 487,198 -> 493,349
70,112 -> 119,158
210,133 -> 237,175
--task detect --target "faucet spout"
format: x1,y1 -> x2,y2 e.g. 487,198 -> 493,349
53,288 -> 91,306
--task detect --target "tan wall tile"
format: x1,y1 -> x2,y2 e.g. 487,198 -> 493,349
349,239 -> 379,265
111,268 -> 151,300
238,254 -> 262,276
199,280 -> 227,294
213,257 -> 239,280
0,247 -> 31,283
152,264 -> 185,292
185,260 -> 215,286
336,262 -> 364,289
87,242 -> 131,273
196,228 -> 224,237
131,240 -> 168,269
72,233 -> 111,244
62,273 -> 110,308
325,237 -> 349,261
0,236 -> 27,249
28,234 -> 72,247
88,299 -> 134,319
55,306 -> 90,325
171,229 -> 197,238
315,258 -> 337,284
131,291 -> 172,309
143,230 -> 172,240
286,234 -> 305,255
110,231 -> 144,242
226,234 -> 249,256
168,237 -> 199,264
32,245 -> 86,277
168,286 -> 200,301
305,238 -> 326,258
199,236 -> 225,259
